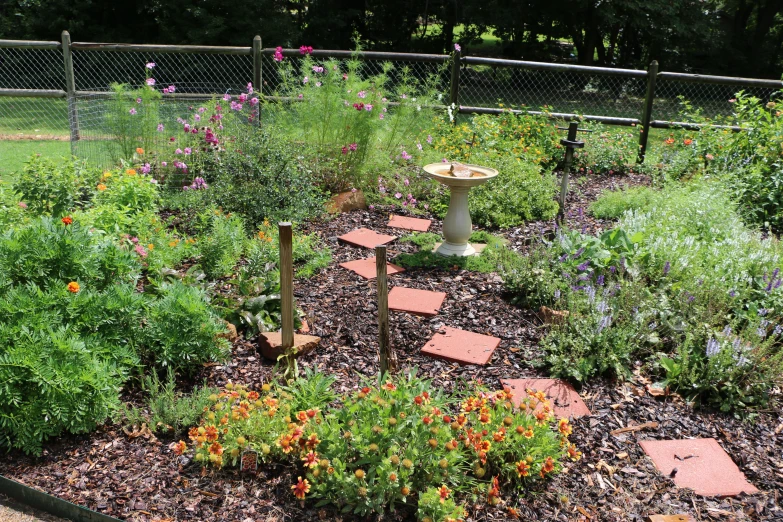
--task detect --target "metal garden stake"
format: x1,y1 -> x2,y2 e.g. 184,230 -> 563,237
556,122 -> 588,221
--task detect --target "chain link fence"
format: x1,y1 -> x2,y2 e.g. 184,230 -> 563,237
2,37 -> 782,167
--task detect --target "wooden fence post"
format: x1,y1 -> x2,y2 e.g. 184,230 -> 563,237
375,246 -> 396,376
638,60 -> 658,163
61,30 -> 79,152
449,49 -> 461,110
252,35 -> 262,124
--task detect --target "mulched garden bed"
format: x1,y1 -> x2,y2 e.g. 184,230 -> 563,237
2,172 -> 782,522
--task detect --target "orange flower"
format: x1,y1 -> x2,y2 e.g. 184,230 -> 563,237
126,169 -> 137,176
558,418 -> 572,436
540,456 -> 555,477
422,416 -> 432,425
247,391 -> 259,401
535,410 -> 548,426
208,442 -> 223,455
523,427 -> 534,439
305,433 -> 320,449
664,137 -> 675,145
493,430 -> 505,443
296,411 -> 308,423
383,381 -> 396,391
515,459 -> 529,477
683,138 -> 693,145
188,427 -> 200,441
172,440 -> 187,455
507,507 -> 521,519
279,434 -> 294,454
67,281 -> 80,293
136,147 -> 144,154
292,476 -> 310,499
487,476 -> 501,505
437,485 -> 451,503
97,183 -> 107,191
567,443 -> 582,461
479,413 -> 491,424
302,451 -> 318,468
306,409 -> 318,419
61,216 -> 73,225
204,425 -> 219,442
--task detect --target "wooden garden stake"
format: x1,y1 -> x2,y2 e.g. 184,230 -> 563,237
279,222 -> 296,380
375,246 -> 397,376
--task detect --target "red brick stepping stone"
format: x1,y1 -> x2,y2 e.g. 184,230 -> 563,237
339,257 -> 405,280
639,438 -> 759,497
338,228 -> 396,249
500,378 -> 591,419
388,287 -> 446,316
648,515 -> 696,522
388,215 -> 432,232
421,326 -> 500,365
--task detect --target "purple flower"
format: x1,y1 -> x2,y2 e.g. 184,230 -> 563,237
663,261 -> 670,275
729,290 -> 737,297
401,151 -> 412,160
365,104 -> 373,111
157,123 -> 164,132
168,85 -> 176,93
395,192 -> 402,199
302,76 -> 309,84
184,147 -> 192,155
312,66 -> 324,73
577,262 -> 589,271
146,78 -> 156,86
175,148 -> 183,155
706,338 -> 720,358
427,135 -> 433,144
349,143 -> 357,151
369,205 -> 375,210
136,97 -> 142,104
404,179 -> 410,186
596,275 -> 604,286
357,91 -> 367,99
140,163 -> 151,174
128,108 -> 137,115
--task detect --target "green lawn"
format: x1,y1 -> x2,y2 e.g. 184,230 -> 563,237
0,97 -> 70,138
0,140 -> 72,182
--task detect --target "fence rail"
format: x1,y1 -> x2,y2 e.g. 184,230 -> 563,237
2,32 -> 782,165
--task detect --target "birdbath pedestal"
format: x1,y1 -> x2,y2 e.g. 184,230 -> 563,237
423,163 -> 498,257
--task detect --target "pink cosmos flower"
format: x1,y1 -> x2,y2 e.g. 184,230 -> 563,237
184,124 -> 191,132
379,114 -> 385,120
150,178 -> 158,184
316,82 -> 322,87
198,107 -> 206,113
163,88 -> 169,93
312,65 -> 324,73
223,94 -> 231,101
427,135 -> 433,144
341,146 -> 348,155
140,163 -> 151,174
303,76 -> 309,84
395,192 -> 402,199
299,94 -> 304,99
357,91 -> 366,99
353,102 -> 364,111
401,151 -> 412,160
194,114 -> 201,121
351,188 -> 357,193
130,237 -> 139,244
247,82 -> 253,93
161,161 -> 167,167
129,108 -> 137,115
349,143 -> 357,151
404,179 -> 410,186
365,104 -> 373,111
157,123 -> 164,131
146,62 -> 156,69
369,205 -> 375,210
274,46 -> 284,62
417,142 -> 423,151
136,97 -> 142,104
454,43 -> 461,52
168,85 -> 176,92
134,244 -> 147,257
250,97 -> 259,105
146,78 -> 156,86
239,93 -> 248,103
18,202 -> 27,209
342,74 -> 348,81
175,148 -> 183,154
184,147 -> 192,155
299,45 -> 313,55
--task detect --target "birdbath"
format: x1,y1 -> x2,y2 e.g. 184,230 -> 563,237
423,162 -> 498,256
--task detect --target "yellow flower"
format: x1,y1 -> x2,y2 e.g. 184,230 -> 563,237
67,281 -> 80,293
147,243 -> 154,250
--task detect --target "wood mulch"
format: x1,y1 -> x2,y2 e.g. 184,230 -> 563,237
1,172 -> 782,521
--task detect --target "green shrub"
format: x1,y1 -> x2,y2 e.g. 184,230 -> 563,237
105,77 -> 161,162
198,212 -> 247,280
589,186 -> 657,219
0,216 -> 140,292
142,281 -> 230,373
94,167 -> 160,214
572,125 -> 640,174
13,155 -> 95,217
0,326 -> 126,455
278,366 -> 337,413
244,221 -> 332,279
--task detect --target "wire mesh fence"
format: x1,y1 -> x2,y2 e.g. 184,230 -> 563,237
2,37 -> 783,167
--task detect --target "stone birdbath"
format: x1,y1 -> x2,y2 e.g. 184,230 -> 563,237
423,162 -> 498,256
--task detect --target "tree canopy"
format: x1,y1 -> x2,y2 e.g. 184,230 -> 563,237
2,0 -> 781,78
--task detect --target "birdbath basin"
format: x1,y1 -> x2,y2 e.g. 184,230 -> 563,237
423,162 -> 498,256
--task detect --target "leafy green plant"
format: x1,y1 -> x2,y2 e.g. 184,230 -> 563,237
279,366 -> 338,413
220,272 -> 302,336
119,369 -> 218,434
142,281 -> 230,373
106,72 -> 162,163
245,221 -> 332,279
198,211 -> 247,280
13,155 -> 95,217
589,186 -> 657,219
94,167 -> 160,214
395,231 -> 510,273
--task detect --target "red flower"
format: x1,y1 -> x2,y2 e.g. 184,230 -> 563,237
515,459 -> 529,477
302,451 -> 318,468
292,476 -> 310,499
61,216 -> 73,225
422,416 -> 432,425
172,440 -> 187,455
437,485 -> 451,502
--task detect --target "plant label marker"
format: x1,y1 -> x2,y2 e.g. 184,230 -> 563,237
556,122 -> 588,221
241,449 -> 258,474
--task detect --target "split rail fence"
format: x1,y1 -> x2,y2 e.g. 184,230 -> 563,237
1,31 -> 782,164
